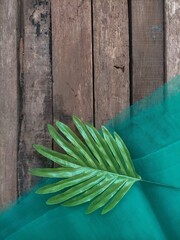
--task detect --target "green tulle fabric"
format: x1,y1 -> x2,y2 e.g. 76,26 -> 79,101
1,75 -> 180,240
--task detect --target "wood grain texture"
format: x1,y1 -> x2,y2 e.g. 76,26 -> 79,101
0,0 -> 18,207
51,0 -> 93,128
18,0 -> 52,195
165,0 -> 180,80
131,0 -> 164,102
93,0 -> 129,128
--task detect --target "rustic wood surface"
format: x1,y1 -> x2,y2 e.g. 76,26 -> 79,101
165,0 -> 180,80
93,0 -> 129,128
18,0 -> 52,195
0,0 -> 180,207
0,0 -> 18,206
51,0 -> 93,130
131,0 -> 164,102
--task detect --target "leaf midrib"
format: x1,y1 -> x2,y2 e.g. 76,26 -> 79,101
76,165 -> 141,182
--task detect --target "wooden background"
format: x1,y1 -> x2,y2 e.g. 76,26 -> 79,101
0,0 -> 179,207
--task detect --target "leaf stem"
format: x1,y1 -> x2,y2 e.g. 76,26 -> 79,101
141,179 -> 180,190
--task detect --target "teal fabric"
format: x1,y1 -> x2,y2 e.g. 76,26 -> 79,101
0,76 -> 180,239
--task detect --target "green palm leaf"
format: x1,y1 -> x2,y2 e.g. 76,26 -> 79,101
30,116 -> 141,214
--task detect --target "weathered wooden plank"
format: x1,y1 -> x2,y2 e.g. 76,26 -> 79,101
0,0 -> 18,207
51,0 -> 93,129
93,0 -> 129,128
131,0 -> 164,102
165,0 -> 180,80
18,0 -> 52,195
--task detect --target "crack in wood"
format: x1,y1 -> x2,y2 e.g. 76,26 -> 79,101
113,65 -> 125,72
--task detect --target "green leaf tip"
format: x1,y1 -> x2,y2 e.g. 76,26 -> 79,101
32,144 -> 39,150
31,116 -> 141,214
